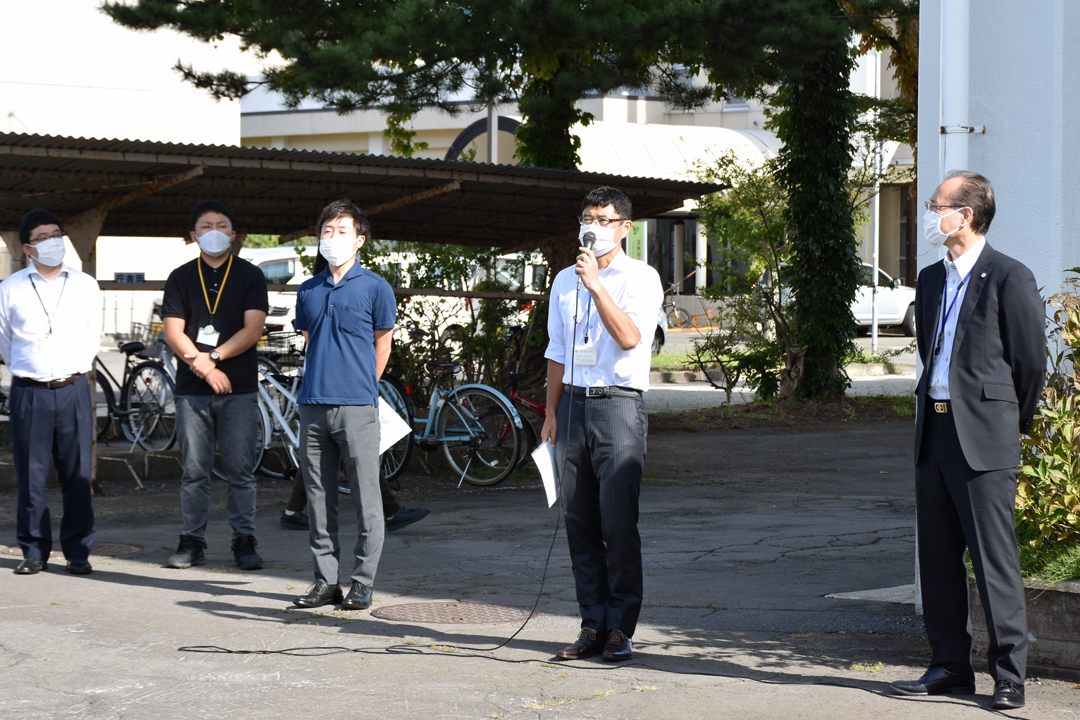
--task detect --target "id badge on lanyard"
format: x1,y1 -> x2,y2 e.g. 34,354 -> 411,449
197,256 -> 232,348
196,324 -> 221,347
573,295 -> 598,366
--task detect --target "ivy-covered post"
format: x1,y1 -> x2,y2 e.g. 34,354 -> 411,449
773,19 -> 860,399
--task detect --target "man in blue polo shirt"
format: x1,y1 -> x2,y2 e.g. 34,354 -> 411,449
291,199 -> 396,611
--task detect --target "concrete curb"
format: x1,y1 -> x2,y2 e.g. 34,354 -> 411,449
970,577 -> 1080,681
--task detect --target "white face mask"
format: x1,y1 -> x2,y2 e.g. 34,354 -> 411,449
32,236 -> 66,267
320,236 -> 359,267
923,208 -> 963,249
578,223 -> 621,257
196,229 -> 232,257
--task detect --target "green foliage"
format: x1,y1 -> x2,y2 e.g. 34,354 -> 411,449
1017,269 -> 1080,560
771,13 -> 860,399
102,0 -> 864,172
243,234 -> 281,249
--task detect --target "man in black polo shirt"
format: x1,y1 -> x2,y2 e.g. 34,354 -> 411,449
162,200 -> 269,570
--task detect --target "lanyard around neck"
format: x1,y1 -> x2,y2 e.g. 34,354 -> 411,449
29,271 -> 68,337
933,266 -> 974,356
197,255 -> 233,321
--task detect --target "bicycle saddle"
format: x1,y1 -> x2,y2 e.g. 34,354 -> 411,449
425,362 -> 462,378
119,341 -> 146,356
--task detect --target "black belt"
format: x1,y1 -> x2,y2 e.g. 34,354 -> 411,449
14,372 -> 85,390
930,399 -> 952,414
564,384 -> 642,399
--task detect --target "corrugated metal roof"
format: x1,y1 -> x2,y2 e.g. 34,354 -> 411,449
0,132 -> 724,248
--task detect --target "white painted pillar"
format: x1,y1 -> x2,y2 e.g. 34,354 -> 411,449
940,0 -> 971,177
695,221 -> 707,294
672,222 -> 685,293
487,104 -> 499,164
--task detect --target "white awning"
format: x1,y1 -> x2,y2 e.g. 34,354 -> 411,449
572,121 -> 781,181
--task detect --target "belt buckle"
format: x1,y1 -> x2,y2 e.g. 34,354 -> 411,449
934,402 -> 948,414
586,386 -> 605,398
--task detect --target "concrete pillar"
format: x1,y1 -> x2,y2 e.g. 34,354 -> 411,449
695,221 -> 707,294
65,208 -> 105,278
672,221 -> 685,293
231,232 -> 247,257
0,230 -> 24,274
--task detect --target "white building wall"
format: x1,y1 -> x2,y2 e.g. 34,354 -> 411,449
918,0 -> 1080,291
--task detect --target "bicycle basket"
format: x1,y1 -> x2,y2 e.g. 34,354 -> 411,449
259,331 -> 305,367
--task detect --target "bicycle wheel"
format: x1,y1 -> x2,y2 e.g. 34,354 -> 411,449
94,369 -> 117,442
668,306 -> 690,328
379,373 -> 414,482
121,361 -> 177,451
256,365 -> 301,479
438,387 -> 520,486
514,410 -> 539,470
212,401 -> 267,481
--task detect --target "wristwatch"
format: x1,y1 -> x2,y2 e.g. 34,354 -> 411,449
209,350 -> 221,364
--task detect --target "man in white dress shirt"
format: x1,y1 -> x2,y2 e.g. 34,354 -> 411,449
0,209 -> 102,575
541,187 -> 663,662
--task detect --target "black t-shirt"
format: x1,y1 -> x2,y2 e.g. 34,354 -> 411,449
162,256 -> 269,396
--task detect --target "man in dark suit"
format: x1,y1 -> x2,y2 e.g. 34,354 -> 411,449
891,171 -> 1046,710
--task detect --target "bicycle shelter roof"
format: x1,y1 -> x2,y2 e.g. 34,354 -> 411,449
0,132 -> 726,277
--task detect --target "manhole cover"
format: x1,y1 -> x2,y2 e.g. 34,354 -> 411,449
90,543 -> 141,557
371,602 -> 532,625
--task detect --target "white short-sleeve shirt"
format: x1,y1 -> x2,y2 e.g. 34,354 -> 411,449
0,263 -> 103,381
545,249 -> 663,391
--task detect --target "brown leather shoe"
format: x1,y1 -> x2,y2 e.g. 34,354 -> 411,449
602,629 -> 632,661
556,628 -> 605,660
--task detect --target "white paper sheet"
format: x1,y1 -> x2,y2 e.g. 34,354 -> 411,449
378,397 -> 413,455
531,440 -> 560,508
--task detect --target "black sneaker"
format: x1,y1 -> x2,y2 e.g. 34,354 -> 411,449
167,534 -> 207,569
280,510 -> 309,530
232,535 -> 263,570
386,506 -> 430,533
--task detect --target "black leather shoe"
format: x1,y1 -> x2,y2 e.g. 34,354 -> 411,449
992,679 -> 1025,709
231,535 -> 263,570
891,666 -> 976,696
67,559 -> 93,575
14,557 -> 47,575
293,580 -> 343,608
556,628 -> 605,660
340,581 -> 373,610
602,629 -> 633,661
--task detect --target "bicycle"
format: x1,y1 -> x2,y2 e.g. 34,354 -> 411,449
388,360 -> 523,486
502,325 -> 546,469
663,284 -> 690,328
94,327 -> 177,452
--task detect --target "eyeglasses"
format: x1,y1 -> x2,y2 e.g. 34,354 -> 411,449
923,202 -> 963,213
28,232 -> 63,244
579,216 -> 628,227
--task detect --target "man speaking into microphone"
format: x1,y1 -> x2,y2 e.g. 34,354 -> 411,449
542,186 -> 663,662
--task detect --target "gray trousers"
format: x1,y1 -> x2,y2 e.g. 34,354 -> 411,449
176,393 -> 260,542
300,404 -> 383,587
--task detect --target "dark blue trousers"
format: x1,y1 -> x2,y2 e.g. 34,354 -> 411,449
556,392 -> 647,637
11,374 -> 95,561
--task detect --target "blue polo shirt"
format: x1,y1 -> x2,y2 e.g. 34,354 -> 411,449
294,262 -> 396,406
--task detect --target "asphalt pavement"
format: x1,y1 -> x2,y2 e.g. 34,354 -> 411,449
2,418 -> 1077,719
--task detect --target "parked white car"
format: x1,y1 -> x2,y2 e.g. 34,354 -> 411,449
758,262 -> 916,337
240,246 -> 311,331
853,264 -> 916,337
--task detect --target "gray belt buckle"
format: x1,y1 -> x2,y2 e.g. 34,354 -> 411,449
586,386 -> 606,398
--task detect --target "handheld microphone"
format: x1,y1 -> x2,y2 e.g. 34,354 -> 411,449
576,231 -> 596,289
